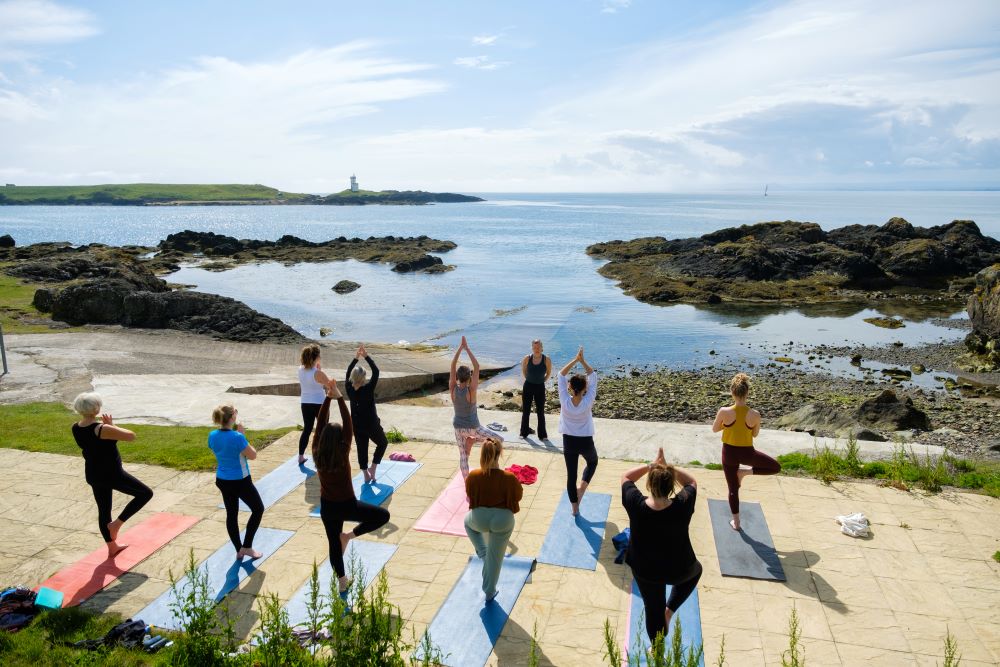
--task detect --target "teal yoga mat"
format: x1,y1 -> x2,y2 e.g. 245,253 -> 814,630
536,492 -> 611,570
221,454 -> 315,511
309,460 -> 421,515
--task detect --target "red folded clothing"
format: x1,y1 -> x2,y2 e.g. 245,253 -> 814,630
505,464 -> 538,485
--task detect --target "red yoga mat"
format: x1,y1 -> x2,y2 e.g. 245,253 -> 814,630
413,472 -> 469,537
37,512 -> 199,607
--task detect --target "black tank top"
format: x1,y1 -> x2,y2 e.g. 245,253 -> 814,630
525,354 -> 547,384
72,422 -> 123,484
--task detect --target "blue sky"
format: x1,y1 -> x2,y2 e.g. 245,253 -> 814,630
1,0 -> 998,192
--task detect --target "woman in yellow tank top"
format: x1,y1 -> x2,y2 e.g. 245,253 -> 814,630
711,373 -> 781,530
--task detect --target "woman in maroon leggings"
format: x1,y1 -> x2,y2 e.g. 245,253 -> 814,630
711,373 -> 780,531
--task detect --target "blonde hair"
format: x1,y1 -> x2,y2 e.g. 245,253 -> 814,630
479,437 -> 503,470
300,344 -> 321,368
212,404 -> 237,427
647,463 -> 677,499
730,372 -> 751,400
73,392 -> 102,417
351,365 -> 367,386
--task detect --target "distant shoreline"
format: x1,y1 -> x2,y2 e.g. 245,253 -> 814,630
0,183 -> 484,206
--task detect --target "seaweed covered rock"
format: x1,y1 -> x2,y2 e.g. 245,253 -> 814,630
332,280 -> 361,294
854,390 -> 930,431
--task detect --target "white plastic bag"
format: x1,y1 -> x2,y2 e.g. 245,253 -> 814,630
835,512 -> 870,538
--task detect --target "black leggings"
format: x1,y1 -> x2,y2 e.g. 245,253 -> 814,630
216,476 -> 264,551
90,469 -> 154,542
722,445 -> 782,514
300,403 -> 322,456
520,381 -> 547,438
355,422 -> 389,470
562,434 -> 598,503
634,561 -> 703,642
320,497 -> 390,578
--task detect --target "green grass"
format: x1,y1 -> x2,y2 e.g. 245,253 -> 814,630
0,183 -> 312,205
0,402 -> 294,471
0,270 -> 80,334
386,426 -> 407,444
993,550 -> 1000,563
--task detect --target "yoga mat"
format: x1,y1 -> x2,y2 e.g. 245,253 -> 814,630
626,579 -> 704,666
37,513 -> 199,607
136,527 -> 293,630
413,555 -> 535,667
220,454 -> 316,511
308,461 -> 421,516
536,491 -> 611,570
284,540 -> 397,627
707,499 -> 786,581
413,472 -> 468,537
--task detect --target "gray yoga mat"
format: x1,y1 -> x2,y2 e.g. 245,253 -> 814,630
707,499 -> 786,581
220,454 -> 316,511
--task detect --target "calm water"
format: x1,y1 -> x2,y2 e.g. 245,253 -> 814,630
4,191 -> 999,380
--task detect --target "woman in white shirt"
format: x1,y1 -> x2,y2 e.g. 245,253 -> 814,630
558,346 -> 599,516
298,344 -> 334,464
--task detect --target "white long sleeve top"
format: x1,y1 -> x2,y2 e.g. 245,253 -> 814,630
557,371 -> 598,437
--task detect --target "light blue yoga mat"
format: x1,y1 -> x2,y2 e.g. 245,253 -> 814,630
308,460 -> 421,516
627,579 -> 704,666
414,555 -> 535,667
136,527 -> 293,630
220,454 -> 316,511
536,491 -> 611,570
707,499 -> 786,581
284,540 -> 398,627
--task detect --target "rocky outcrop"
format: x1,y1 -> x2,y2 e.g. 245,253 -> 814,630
332,280 -> 361,294
155,230 -> 456,274
964,264 -> 1000,369
774,402 -> 887,441
0,234 -> 14,248
854,389 -> 931,432
588,218 -> 1000,305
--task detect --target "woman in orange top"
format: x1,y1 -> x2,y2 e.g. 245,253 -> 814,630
464,437 -> 523,603
711,373 -> 781,531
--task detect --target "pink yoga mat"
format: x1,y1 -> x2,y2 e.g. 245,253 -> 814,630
38,512 -> 200,607
413,472 -> 469,537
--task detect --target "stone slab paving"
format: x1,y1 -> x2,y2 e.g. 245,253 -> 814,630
0,434 -> 997,666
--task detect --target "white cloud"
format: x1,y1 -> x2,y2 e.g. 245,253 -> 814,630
453,55 -> 510,70
601,0 -> 631,14
0,0 -> 97,61
472,33 -> 500,46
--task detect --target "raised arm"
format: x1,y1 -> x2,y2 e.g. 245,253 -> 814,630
336,393 -> 353,448
711,407 -> 728,433
449,343 -> 463,392
578,348 -> 593,376
346,358 -> 358,385
311,395 -> 333,453
98,414 -> 136,442
366,354 -> 379,389
466,343 -> 481,391
621,463 -> 650,485
559,350 -> 580,377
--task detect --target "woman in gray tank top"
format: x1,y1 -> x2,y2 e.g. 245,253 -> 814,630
450,336 -> 494,478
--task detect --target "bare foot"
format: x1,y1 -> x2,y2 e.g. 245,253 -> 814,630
363,468 -> 372,483
107,542 -> 128,558
340,532 -> 353,554
368,465 -> 377,483
730,517 -> 741,531
107,519 -> 124,542
238,547 -> 263,559
736,469 -> 751,488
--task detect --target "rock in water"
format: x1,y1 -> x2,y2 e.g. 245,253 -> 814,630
854,390 -> 931,431
332,280 -> 360,294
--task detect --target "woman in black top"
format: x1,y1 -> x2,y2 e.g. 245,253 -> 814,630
71,392 -> 153,558
519,339 -> 551,440
622,447 -> 702,642
346,344 -> 389,484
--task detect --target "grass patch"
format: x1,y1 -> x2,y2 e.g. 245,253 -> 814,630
0,270 -> 79,334
0,183 -> 311,205
704,463 -> 723,471
993,550 -> 1000,563
0,402 -> 294,471
385,426 -> 407,444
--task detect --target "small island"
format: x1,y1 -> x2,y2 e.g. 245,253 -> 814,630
0,180 -> 484,206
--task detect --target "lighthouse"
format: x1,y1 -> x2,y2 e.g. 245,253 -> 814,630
350,175 -> 359,192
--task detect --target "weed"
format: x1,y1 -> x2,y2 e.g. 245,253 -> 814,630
812,445 -> 841,484
715,634 -> 726,667
776,452 -> 812,472
602,619 -> 622,666
899,522 -> 911,530
992,551 -> 1000,563
528,621 -> 540,667
844,435 -> 862,476
942,628 -> 961,667
386,426 -> 407,444
705,463 -> 723,471
781,607 -> 804,667
688,460 -> 703,467
254,593 -> 305,666
167,550 -> 231,666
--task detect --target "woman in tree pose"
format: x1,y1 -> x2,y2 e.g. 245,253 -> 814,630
449,336 -> 494,479
519,338 -> 551,440
298,343 -> 334,464
464,437 -> 523,603
558,346 -> 599,515
71,392 -> 154,558
313,380 -> 390,593
621,447 -> 702,642
346,343 -> 389,483
711,372 -> 781,530
209,403 -> 265,559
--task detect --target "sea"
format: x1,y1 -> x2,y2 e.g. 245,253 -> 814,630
3,191 -> 1000,385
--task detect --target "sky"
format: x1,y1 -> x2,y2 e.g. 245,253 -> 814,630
0,0 -> 998,193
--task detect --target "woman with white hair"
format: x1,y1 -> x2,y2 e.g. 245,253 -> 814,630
71,392 -> 153,558
345,343 -> 389,483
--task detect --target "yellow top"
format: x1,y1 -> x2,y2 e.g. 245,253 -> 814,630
721,405 -> 753,447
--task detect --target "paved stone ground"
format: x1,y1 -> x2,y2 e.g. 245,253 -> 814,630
0,434 -> 998,666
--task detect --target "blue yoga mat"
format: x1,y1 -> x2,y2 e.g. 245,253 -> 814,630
707,499 -> 785,581
414,555 -> 535,667
136,527 -> 294,630
220,454 -> 316,511
536,491 -> 611,570
308,460 -> 421,516
627,579 -> 704,666
284,540 -> 398,627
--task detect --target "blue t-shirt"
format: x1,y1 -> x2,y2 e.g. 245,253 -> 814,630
209,429 -> 251,480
